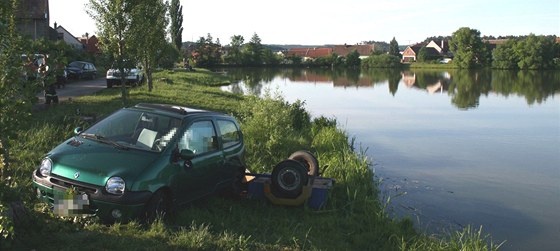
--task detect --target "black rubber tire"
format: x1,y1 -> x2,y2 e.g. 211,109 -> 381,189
271,159 -> 309,199
107,80 -> 113,88
288,150 -> 319,176
144,189 -> 170,223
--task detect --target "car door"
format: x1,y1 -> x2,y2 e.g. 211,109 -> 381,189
215,118 -> 245,182
173,119 -> 224,203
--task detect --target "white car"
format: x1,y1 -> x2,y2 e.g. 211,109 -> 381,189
106,67 -> 144,88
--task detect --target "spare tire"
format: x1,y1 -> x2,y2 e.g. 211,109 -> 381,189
288,150 -> 319,176
271,159 -> 309,199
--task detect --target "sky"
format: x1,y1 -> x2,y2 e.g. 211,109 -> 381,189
49,0 -> 560,46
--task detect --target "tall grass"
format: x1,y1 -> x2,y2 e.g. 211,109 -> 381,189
3,69 -> 501,250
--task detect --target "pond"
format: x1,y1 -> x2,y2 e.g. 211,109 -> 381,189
218,67 -> 560,251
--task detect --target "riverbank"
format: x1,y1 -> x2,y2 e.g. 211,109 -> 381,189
2,69 -> 501,250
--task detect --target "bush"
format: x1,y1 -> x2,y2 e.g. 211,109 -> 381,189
362,54 -> 402,68
238,91 -> 312,172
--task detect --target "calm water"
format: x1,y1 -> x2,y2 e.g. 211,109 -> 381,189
218,67 -> 560,251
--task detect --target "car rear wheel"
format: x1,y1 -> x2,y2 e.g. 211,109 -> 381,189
288,150 -> 319,176
271,159 -> 309,199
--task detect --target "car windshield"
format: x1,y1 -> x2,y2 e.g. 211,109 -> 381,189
69,62 -> 84,68
82,109 -> 182,152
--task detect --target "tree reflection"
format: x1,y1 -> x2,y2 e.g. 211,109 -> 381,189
214,67 -> 559,109
448,70 -> 492,109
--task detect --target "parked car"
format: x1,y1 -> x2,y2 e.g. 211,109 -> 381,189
32,103 -> 246,223
106,66 -> 144,88
66,61 -> 97,80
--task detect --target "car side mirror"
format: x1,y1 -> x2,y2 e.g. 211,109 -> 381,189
180,149 -> 195,160
74,127 -> 83,135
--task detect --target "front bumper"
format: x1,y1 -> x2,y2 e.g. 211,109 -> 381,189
32,169 -> 152,222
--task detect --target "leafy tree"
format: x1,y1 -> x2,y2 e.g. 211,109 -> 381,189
262,48 -> 280,65
389,37 -> 400,57
192,33 -> 222,67
345,50 -> 361,68
515,34 -> 556,70
449,27 -> 490,68
169,0 -> 183,51
87,0 -> 135,105
1,0 -> 38,174
225,35 -> 244,65
244,33 -> 264,65
492,39 -> 519,69
492,35 -> 557,70
129,0 -> 168,91
157,42 -> 180,69
1,1 -> 37,243
416,47 -> 429,62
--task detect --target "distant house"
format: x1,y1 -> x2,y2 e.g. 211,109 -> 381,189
285,47 -> 333,61
15,0 -> 57,40
425,40 -> 449,55
401,40 -> 449,62
285,44 -> 374,60
78,34 -> 101,54
332,44 -> 374,59
54,25 -> 84,50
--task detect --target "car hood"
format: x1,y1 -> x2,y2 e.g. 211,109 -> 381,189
47,137 -> 159,187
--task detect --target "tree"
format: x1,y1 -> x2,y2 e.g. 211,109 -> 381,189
345,50 -> 361,68
449,27 -> 490,68
1,0 -> 38,174
515,34 -> 556,70
87,0 -> 135,105
169,0 -> 183,51
492,39 -> 519,69
192,33 -> 222,67
129,0 -> 168,91
417,47 -> 429,62
244,33 -> 264,65
225,35 -> 244,65
389,37 -> 400,57
492,35 -> 557,70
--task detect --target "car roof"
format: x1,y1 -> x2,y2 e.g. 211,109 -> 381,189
131,103 -> 225,118
69,61 -> 93,64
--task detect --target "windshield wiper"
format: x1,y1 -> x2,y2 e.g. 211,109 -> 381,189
80,133 -> 104,140
80,133 -> 129,150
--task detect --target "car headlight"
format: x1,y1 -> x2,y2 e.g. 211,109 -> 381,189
106,177 -> 125,195
39,158 -> 52,177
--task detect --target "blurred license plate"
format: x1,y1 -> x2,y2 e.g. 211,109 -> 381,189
53,193 -> 90,216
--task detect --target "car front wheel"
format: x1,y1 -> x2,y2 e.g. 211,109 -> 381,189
144,189 -> 170,223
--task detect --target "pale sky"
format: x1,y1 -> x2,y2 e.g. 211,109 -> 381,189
50,0 -> 560,46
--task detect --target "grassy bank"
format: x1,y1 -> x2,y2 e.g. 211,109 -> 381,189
2,69 -> 500,250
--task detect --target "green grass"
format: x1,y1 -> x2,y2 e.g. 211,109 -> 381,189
2,69 -> 501,250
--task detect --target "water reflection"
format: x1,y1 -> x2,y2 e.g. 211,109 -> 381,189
219,67 -> 560,109
217,67 -> 560,250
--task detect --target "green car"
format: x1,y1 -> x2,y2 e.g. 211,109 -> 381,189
32,103 -> 246,223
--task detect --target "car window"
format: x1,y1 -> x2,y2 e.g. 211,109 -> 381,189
69,62 -> 84,68
83,109 -> 182,152
178,121 -> 218,155
217,119 -> 240,148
